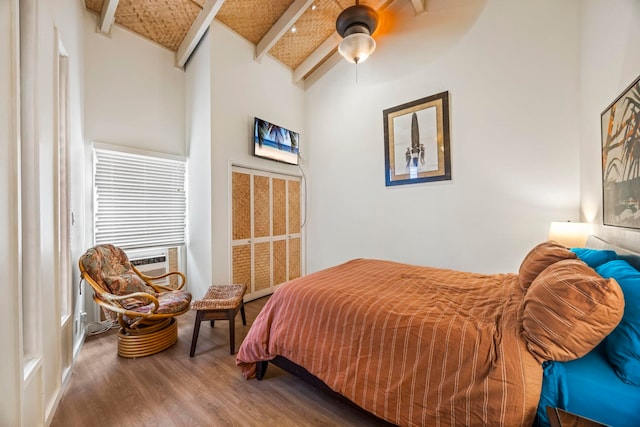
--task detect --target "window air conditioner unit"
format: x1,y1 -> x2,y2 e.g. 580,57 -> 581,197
128,247 -> 170,286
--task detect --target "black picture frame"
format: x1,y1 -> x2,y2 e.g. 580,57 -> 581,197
601,74 -> 640,229
383,91 -> 451,186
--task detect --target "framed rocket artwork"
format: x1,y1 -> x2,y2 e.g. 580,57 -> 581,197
383,92 -> 451,186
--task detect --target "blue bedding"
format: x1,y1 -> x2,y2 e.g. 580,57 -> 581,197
536,343 -> 640,427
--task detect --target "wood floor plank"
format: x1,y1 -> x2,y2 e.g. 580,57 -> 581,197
51,296 -> 389,427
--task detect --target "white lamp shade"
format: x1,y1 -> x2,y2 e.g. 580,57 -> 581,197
338,33 -> 376,64
548,222 -> 591,248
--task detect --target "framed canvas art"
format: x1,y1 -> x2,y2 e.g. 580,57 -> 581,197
254,117 -> 299,166
601,74 -> 640,229
383,92 -> 451,186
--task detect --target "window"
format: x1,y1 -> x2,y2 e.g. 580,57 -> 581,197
93,145 -> 186,250
57,36 -> 71,323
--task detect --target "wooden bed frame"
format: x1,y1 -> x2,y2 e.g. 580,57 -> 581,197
257,356 -> 395,426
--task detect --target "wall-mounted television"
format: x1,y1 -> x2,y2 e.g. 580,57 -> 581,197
254,117 -> 299,166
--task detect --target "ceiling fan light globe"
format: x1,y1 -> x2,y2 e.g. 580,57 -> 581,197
338,33 -> 376,64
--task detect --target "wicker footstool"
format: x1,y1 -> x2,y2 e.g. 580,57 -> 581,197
189,284 -> 247,356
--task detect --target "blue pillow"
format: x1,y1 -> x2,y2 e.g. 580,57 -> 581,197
595,259 -> 640,386
571,248 -> 617,268
617,254 -> 640,272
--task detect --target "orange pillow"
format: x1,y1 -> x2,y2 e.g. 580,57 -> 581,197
521,258 -> 624,362
519,241 -> 577,292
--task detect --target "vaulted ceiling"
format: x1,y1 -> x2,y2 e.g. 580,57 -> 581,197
84,0 -> 426,83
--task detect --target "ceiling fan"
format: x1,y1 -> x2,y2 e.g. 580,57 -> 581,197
336,0 -> 379,64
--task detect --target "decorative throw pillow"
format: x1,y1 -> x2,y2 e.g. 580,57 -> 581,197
519,241 -> 577,292
521,259 -> 624,362
104,271 -> 154,310
104,271 -> 148,295
571,248 -> 617,269
595,259 -> 640,386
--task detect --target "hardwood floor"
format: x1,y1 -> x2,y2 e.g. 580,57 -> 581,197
51,296 -> 389,427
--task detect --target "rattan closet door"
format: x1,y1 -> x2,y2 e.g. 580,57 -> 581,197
288,180 -> 301,280
232,172 -> 252,290
272,178 -> 288,285
231,167 -> 302,301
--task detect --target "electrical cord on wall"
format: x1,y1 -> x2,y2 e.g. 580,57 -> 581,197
85,319 -> 118,336
298,152 -> 308,229
79,277 -> 119,336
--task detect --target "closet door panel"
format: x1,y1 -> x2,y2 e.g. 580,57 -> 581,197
273,239 -> 287,285
232,172 -> 251,240
253,175 -> 270,238
232,245 -> 251,287
289,237 -> 300,280
254,242 -> 271,291
288,180 -> 300,234
273,178 -> 287,236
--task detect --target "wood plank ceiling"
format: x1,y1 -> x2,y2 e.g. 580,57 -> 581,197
85,0 -> 426,84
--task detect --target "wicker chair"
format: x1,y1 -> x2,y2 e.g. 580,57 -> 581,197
79,244 -> 192,358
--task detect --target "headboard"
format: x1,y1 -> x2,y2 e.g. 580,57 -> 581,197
585,235 -> 639,256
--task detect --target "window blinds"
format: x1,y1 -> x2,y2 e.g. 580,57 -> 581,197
93,147 -> 186,250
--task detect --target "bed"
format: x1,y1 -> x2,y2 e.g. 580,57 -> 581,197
236,240 -> 632,426
536,236 -> 640,427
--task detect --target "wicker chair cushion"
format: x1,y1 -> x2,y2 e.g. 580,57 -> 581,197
81,244 -> 156,308
81,244 -> 145,293
104,271 -> 150,296
131,290 -> 192,314
191,284 -> 247,310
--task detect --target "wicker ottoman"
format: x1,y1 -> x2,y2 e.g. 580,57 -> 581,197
189,284 -> 247,356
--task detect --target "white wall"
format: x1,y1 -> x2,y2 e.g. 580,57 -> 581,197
59,1 -> 89,364
83,11 -> 186,311
185,32 -> 212,298
305,0 -> 582,274
45,2 -> 87,423
83,12 -> 185,155
0,1 -> 21,425
206,22 -> 305,291
1,0 -> 86,425
579,0 -> 640,250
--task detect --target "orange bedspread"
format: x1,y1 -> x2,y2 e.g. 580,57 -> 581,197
236,259 -> 542,426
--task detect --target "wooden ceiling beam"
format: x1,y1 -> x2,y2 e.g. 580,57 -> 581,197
293,32 -> 341,83
410,0 -> 425,14
302,51 -> 343,89
176,0 -> 226,68
256,0 -> 315,62
97,0 -> 119,35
